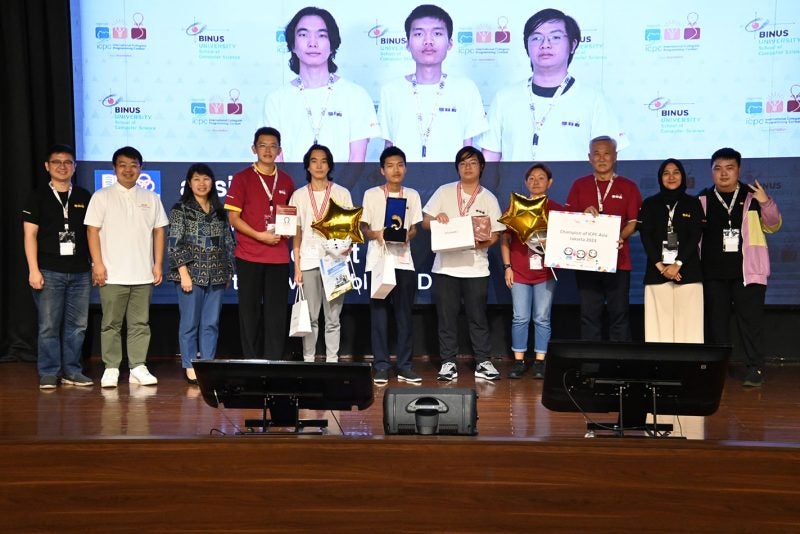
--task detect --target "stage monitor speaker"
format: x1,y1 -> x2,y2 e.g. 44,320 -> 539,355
383,387 -> 477,435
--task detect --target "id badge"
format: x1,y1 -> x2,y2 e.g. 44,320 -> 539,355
59,230 -> 76,256
722,229 -> 740,253
661,241 -> 678,264
265,206 -> 275,232
529,254 -> 543,270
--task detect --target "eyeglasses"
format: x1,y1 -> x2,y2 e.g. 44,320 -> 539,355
256,144 -> 280,151
458,159 -> 480,168
528,31 -> 566,46
49,160 -> 75,167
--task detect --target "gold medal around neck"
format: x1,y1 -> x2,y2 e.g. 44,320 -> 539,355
498,192 -> 549,244
311,198 -> 365,243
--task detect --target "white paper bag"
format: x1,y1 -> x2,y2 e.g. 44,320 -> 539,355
430,216 -> 475,253
320,254 -> 353,301
289,286 -> 312,337
370,246 -> 396,300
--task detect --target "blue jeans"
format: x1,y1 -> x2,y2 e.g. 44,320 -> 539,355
176,283 -> 224,368
31,270 -> 91,377
510,278 -> 556,354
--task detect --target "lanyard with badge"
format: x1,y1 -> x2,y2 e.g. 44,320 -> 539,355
253,164 -> 278,231
528,75 -> 572,160
594,175 -> 615,213
50,183 -> 75,256
661,201 -> 679,264
714,185 -> 740,252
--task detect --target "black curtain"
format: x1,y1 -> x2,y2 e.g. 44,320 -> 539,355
0,0 -> 75,361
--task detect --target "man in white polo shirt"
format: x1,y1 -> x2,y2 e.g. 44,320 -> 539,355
85,146 -> 169,388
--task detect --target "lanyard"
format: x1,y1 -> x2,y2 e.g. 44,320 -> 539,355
49,182 -> 71,229
308,182 -> 332,222
713,184 -> 740,228
411,73 -> 447,158
594,175 -> 615,213
383,185 -> 404,199
296,74 -> 335,145
528,74 -> 572,157
666,201 -> 679,231
253,164 -> 278,205
457,182 -> 481,217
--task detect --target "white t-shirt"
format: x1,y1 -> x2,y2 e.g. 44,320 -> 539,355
289,182 -> 353,271
422,181 -> 504,278
264,77 -> 380,162
83,182 -> 168,284
378,75 -> 488,162
481,77 -> 629,161
361,185 -> 423,272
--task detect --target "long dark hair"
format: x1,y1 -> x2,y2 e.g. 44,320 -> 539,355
285,7 -> 341,75
180,163 -> 225,220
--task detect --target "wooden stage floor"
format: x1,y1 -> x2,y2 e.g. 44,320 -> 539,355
2,357 -> 800,532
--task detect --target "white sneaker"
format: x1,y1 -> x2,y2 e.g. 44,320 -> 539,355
101,368 -> 120,388
325,355 -> 338,363
475,361 -> 501,381
129,365 -> 158,385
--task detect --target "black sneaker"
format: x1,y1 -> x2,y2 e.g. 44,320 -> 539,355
63,372 -> 94,386
397,368 -> 422,383
373,369 -> 390,385
742,368 -> 764,387
39,375 -> 58,390
532,360 -> 545,380
508,360 -> 527,379
475,361 -> 501,381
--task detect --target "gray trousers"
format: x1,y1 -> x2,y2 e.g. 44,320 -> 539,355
300,268 -> 344,361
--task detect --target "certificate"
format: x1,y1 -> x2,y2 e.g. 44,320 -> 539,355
544,211 -> 620,273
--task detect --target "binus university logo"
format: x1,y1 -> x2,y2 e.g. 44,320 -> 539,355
744,16 -> 769,33
647,96 -> 670,111
186,21 -> 207,37
101,94 -> 123,107
368,23 -> 406,46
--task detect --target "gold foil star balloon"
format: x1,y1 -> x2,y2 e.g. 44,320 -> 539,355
311,198 -> 364,243
498,192 -> 549,244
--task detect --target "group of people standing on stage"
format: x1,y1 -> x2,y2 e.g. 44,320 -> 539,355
22,4 -> 783,392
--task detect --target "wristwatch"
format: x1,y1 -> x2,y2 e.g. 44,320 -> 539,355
503,264 -> 512,270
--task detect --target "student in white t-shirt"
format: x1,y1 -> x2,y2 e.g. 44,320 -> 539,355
482,8 -> 627,162
422,146 -> 505,382
264,6 -> 379,163
289,144 -> 353,362
379,4 -> 487,162
361,146 -> 423,385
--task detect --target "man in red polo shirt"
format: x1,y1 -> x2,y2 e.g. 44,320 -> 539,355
565,135 -> 641,341
225,127 -> 296,359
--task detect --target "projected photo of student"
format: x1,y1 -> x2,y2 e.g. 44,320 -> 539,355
264,6 -> 380,163
378,4 -> 488,162
482,8 -> 628,162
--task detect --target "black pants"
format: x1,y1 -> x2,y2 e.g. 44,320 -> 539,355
432,273 -> 491,365
704,279 -> 766,369
369,269 -> 416,371
235,258 -> 289,359
574,270 -> 631,342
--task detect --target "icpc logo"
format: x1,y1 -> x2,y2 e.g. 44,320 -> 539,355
96,13 -> 147,41
644,12 -> 701,41
186,21 -> 207,36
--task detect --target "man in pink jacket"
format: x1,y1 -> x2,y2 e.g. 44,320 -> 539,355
698,147 -> 782,387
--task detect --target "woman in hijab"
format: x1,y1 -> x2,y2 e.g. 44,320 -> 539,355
638,158 -> 705,342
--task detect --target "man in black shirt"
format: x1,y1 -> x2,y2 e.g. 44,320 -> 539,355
698,147 -> 782,387
22,144 -> 93,389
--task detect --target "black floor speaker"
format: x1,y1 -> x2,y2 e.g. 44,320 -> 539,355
383,387 -> 478,435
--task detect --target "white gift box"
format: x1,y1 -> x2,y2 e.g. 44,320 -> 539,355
430,216 -> 475,253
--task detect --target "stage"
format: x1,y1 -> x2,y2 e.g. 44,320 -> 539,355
2,356 -> 799,532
